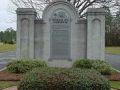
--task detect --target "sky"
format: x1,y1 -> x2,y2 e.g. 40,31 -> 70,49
0,0 -> 16,31
0,0 -> 118,31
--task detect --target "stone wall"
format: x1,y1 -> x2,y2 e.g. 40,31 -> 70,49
16,0 -> 105,67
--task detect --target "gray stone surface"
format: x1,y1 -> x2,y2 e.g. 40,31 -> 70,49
42,0 -> 80,66
16,0 -> 106,67
16,8 -> 36,58
87,8 -> 105,60
50,9 -> 71,59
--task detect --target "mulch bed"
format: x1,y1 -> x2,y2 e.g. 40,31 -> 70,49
0,70 -> 120,81
105,72 -> 120,81
0,70 -> 23,81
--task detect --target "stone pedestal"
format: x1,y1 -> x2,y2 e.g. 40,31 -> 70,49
87,8 -> 106,60
16,8 -> 36,58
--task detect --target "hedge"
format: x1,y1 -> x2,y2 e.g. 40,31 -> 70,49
7,58 -> 47,73
73,59 -> 112,75
18,67 -> 110,90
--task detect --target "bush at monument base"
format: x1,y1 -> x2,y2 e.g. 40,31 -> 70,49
91,60 -> 112,75
73,59 -> 112,75
7,59 -> 47,73
18,68 -> 110,90
73,59 -> 92,68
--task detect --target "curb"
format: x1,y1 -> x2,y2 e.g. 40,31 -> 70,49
113,68 -> 120,73
106,53 -> 120,56
111,88 -> 120,90
0,67 -> 6,72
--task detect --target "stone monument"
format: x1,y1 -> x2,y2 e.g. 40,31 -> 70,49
16,0 -> 105,67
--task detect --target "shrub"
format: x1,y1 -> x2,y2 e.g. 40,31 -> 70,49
92,60 -> 112,75
73,59 -> 92,68
7,58 -> 47,73
8,41 -> 15,44
73,59 -> 112,75
18,68 -> 110,90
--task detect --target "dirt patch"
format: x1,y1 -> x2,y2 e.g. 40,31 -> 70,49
105,72 -> 120,81
0,70 -> 23,81
0,70 -> 120,81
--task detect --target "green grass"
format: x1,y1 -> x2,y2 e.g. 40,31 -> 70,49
105,47 -> 120,55
0,81 -> 19,89
110,81 -> 120,89
0,81 -> 120,89
0,43 -> 16,52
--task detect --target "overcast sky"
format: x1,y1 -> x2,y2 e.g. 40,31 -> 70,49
0,0 -> 16,31
0,0 -> 118,31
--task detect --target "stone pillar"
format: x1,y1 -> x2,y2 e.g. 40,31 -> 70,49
87,8 -> 105,60
16,8 -> 36,58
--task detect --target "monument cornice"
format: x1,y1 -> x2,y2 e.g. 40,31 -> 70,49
16,8 -> 37,15
87,8 -> 106,15
42,0 -> 79,19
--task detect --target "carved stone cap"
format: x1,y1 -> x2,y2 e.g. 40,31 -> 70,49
16,8 -> 37,15
87,8 -> 106,15
76,18 -> 87,24
53,0 -> 66,2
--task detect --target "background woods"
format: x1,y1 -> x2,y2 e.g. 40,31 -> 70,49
0,27 -> 16,44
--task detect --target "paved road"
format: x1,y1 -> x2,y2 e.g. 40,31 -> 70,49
105,54 -> 120,70
0,51 -> 119,70
0,51 -> 16,69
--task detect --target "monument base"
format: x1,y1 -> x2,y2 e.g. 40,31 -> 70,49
48,60 -> 72,68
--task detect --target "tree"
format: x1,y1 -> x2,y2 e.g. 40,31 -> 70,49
104,6 -> 112,46
10,0 -> 114,17
105,5 -> 120,46
0,28 -> 16,44
104,6 -> 113,31
0,31 -> 4,42
112,7 -> 120,46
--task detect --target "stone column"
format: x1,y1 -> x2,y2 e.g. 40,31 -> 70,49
86,8 -> 105,60
16,8 -> 36,58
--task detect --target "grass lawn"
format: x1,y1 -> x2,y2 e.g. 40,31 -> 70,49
0,81 -> 120,89
105,47 -> 120,55
110,81 -> 120,89
0,81 -> 19,89
0,43 -> 16,53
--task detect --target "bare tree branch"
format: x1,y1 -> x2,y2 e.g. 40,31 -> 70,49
10,0 -> 119,18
